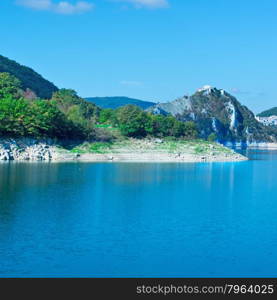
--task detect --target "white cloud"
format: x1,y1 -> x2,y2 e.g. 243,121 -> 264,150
230,88 -> 250,95
54,1 -> 93,14
230,88 -> 241,94
116,0 -> 169,9
16,0 -> 51,10
120,80 -> 143,86
16,0 -> 94,14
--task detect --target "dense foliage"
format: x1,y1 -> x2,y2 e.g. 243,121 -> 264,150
0,73 -> 198,141
207,133 -> 217,142
0,95 -> 83,139
51,89 -> 100,139
0,72 -> 22,98
100,105 -> 198,139
0,55 -> 58,99
0,77 -> 96,140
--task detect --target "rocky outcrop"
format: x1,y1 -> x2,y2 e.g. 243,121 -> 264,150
0,138 -> 75,161
147,86 -> 277,144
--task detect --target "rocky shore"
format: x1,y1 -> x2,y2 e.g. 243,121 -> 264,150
0,138 -> 247,163
0,138 -> 75,161
77,152 -> 247,163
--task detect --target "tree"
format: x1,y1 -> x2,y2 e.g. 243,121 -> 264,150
51,89 -> 81,112
51,89 -> 100,121
0,72 -> 22,98
50,89 -> 101,139
115,105 -> 149,137
0,96 -> 84,139
28,100 -> 79,138
0,96 -> 29,136
207,132 -> 217,142
145,115 -> 163,136
99,108 -> 114,124
182,121 -> 198,139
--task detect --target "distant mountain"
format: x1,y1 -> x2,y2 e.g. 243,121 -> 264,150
86,96 -> 156,110
0,55 -> 58,99
258,107 -> 277,117
147,85 -> 277,144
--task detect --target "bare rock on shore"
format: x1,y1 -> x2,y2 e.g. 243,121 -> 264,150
0,137 -> 248,163
0,138 -> 74,161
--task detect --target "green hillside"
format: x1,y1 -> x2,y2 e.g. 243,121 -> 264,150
86,96 -> 156,110
0,55 -> 58,99
258,107 -> 277,117
0,71 -> 197,141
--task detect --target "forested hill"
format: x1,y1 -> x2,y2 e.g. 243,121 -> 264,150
0,55 -> 58,99
258,107 -> 277,117
86,96 -> 156,110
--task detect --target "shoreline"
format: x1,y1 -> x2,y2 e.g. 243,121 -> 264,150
0,150 -> 248,163
223,142 -> 277,150
0,155 -> 248,163
0,137 -> 248,163
69,152 -> 247,163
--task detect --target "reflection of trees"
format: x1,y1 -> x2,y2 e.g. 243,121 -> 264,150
0,162 -> 70,223
1,162 -> 58,195
0,162 -> 91,237
0,163 -> 55,224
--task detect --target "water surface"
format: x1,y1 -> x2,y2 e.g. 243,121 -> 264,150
0,150 -> 277,277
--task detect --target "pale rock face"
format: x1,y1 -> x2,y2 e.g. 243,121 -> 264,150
151,106 -> 167,116
220,89 -> 226,96
0,138 -> 80,161
212,117 -> 218,132
146,85 -> 274,143
225,101 -> 237,130
197,85 -> 213,93
0,150 -> 10,161
245,126 -> 253,143
0,138 -> 57,161
189,112 -> 196,120
149,96 -> 191,117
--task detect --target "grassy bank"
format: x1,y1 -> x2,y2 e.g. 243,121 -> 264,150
69,138 -> 239,159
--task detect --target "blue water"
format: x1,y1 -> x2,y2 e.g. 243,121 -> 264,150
0,150 -> 277,277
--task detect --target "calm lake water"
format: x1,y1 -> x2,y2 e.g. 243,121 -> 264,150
0,150 -> 277,277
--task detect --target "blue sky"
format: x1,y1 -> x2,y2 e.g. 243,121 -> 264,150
1,0 -> 277,113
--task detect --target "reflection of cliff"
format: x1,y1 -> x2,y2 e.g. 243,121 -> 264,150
0,158 -> 276,276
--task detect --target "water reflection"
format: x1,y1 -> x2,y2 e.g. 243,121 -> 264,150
0,153 -> 276,277
239,149 -> 277,161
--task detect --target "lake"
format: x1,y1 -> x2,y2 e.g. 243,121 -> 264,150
0,150 -> 277,277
